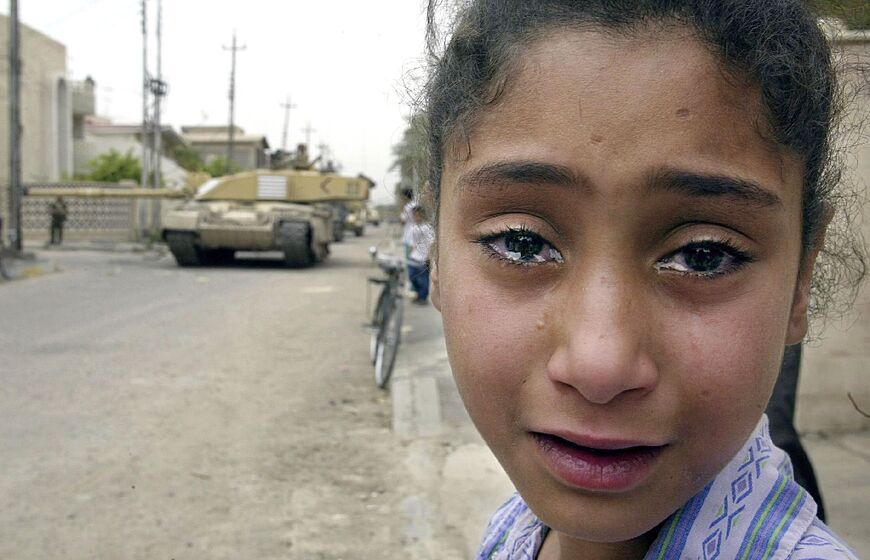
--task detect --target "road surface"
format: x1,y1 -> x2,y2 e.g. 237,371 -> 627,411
0,230 -> 469,559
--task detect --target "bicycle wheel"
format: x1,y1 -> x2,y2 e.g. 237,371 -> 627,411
370,288 -> 389,365
374,293 -> 404,389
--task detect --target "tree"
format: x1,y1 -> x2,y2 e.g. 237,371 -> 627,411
390,113 -> 428,193
85,149 -> 142,183
813,0 -> 869,29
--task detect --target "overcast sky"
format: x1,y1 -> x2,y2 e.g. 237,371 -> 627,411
3,0 -> 430,204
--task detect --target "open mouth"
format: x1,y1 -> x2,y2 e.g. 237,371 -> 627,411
532,433 -> 665,492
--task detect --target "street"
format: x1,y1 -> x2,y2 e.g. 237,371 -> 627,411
0,229 -> 472,560
2,230 -> 868,559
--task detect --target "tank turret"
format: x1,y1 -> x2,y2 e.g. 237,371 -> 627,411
161,166 -> 374,268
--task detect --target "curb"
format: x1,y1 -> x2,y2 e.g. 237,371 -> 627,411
389,305 -> 452,440
24,241 -> 163,253
0,250 -> 45,282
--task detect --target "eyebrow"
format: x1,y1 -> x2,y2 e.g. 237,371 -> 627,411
457,161 -> 579,192
653,169 -> 783,209
456,160 -> 784,209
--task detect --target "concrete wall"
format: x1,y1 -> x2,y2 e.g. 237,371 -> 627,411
798,33 -> 870,434
0,15 -> 70,229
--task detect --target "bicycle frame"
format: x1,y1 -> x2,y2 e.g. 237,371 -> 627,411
368,250 -> 405,388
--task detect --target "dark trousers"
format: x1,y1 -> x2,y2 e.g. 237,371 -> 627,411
50,220 -> 64,245
765,344 -> 826,521
407,261 -> 430,301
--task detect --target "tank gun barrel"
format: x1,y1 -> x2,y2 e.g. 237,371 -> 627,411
25,186 -> 186,199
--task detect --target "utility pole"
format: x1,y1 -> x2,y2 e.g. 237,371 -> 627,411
149,0 -> 167,235
280,94 -> 297,152
301,122 -> 316,150
151,0 -> 166,190
223,32 -> 245,173
317,142 -> 330,170
140,0 -> 149,189
139,0 -> 150,234
7,0 -> 22,252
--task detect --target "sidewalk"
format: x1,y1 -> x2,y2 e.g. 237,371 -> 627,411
0,247 -> 50,281
0,240 -> 162,282
22,238 -> 158,254
389,300 -> 515,558
391,299 -> 870,557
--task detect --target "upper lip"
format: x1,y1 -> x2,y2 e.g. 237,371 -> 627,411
532,429 -> 668,450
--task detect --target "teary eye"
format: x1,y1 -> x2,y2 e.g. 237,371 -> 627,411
656,241 -> 752,278
478,227 -> 564,265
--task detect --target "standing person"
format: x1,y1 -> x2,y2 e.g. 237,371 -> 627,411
403,205 -> 434,304
398,188 -> 416,260
767,344 -> 827,521
422,1 -> 865,558
49,196 -> 68,245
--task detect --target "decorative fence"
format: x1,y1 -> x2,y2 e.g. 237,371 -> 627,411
22,182 -> 141,242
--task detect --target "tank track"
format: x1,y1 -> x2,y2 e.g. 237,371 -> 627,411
165,232 -> 202,266
279,221 -> 314,268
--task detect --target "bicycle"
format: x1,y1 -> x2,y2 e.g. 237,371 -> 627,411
367,247 -> 405,389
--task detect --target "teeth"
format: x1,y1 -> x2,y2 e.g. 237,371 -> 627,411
554,436 -> 640,454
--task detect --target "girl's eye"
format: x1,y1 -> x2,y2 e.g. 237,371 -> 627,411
477,228 -> 564,265
656,241 -> 751,278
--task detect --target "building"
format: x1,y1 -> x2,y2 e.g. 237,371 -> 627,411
799,28 -> 870,433
0,15 -> 94,233
75,117 -> 189,189
181,125 -> 270,171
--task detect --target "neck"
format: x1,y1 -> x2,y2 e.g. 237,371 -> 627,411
538,528 -> 656,560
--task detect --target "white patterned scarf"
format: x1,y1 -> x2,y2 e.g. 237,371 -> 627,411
476,416 -> 858,559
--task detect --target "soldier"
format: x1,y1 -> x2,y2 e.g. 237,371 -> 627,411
292,143 -> 310,170
48,196 -> 68,245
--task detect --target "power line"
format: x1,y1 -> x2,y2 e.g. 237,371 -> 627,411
42,0 -> 110,29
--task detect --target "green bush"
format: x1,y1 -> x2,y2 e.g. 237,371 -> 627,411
204,156 -> 239,177
86,149 -> 142,183
171,144 -> 205,172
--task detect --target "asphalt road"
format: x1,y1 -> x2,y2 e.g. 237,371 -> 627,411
0,229 -> 465,560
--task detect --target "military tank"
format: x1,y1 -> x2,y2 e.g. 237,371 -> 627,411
342,200 -> 368,237
161,169 -> 373,268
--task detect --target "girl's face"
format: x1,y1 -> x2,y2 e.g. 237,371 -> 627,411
431,30 -> 816,547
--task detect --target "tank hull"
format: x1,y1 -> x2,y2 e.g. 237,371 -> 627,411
162,200 -> 331,267
161,169 -> 375,268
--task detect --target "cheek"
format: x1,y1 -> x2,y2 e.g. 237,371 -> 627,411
671,288 -> 790,449
438,256 -> 548,434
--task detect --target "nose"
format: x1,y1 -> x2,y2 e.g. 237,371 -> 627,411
545,268 -> 659,405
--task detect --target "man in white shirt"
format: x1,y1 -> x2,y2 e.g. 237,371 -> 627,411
402,205 -> 434,304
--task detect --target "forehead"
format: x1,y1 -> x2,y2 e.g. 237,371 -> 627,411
443,28 -> 802,207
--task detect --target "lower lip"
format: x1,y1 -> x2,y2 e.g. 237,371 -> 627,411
533,434 -> 663,492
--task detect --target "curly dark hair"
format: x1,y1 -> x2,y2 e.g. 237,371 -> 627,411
422,0 -> 866,319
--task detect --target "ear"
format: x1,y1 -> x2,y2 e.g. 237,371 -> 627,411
430,259 -> 442,312
785,261 -> 815,345
785,214 -> 830,345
